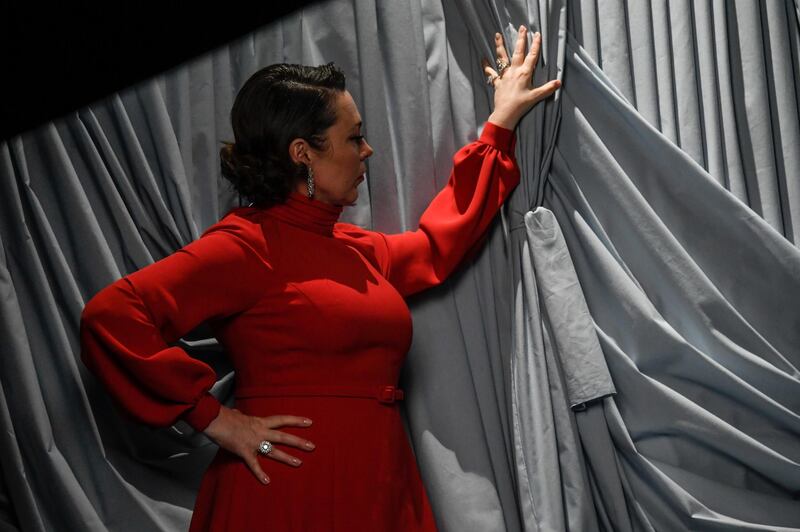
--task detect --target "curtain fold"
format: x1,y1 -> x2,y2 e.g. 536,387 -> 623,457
568,0 -> 800,244
536,30 -> 800,531
449,0 -> 800,530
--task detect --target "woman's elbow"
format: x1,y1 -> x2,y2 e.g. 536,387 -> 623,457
78,280 -> 131,366
80,282 -> 120,329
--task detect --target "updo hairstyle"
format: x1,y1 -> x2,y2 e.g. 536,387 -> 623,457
220,62 -> 346,208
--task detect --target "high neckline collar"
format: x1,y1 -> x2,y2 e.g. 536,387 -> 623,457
260,190 -> 343,236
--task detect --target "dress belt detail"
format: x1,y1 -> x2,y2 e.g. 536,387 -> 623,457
235,384 -> 405,404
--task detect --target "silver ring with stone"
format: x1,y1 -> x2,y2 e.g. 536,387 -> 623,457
257,440 -> 273,455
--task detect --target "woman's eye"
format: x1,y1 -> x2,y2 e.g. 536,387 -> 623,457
352,135 -> 365,143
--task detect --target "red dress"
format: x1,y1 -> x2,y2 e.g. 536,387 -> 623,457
80,121 -> 519,531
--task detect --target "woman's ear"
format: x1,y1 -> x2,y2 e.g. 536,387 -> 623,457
288,138 -> 311,166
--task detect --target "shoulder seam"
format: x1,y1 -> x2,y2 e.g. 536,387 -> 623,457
199,219 -> 273,316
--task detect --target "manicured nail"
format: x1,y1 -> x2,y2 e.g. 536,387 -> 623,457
535,31 -> 541,38
304,419 -> 312,425
305,442 -> 315,449
293,458 -> 301,465
263,476 -> 270,484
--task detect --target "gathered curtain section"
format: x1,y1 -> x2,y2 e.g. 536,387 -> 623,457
0,0 -> 798,530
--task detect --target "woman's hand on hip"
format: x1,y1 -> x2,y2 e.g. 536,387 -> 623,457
202,405 -> 316,485
482,24 -> 561,131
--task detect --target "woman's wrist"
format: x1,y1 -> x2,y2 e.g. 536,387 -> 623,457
487,110 -> 518,131
202,404 -> 227,441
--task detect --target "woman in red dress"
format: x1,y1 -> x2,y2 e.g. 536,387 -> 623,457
79,26 -> 559,531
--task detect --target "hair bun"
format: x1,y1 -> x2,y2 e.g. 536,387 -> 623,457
220,142 -> 292,206
220,142 -> 263,181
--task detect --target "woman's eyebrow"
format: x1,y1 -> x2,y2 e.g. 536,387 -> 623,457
351,121 -> 362,131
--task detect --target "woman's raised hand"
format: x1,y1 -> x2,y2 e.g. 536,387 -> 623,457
202,405 -> 316,485
481,25 -> 561,131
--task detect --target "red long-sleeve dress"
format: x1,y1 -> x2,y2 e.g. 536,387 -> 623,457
79,121 -> 519,531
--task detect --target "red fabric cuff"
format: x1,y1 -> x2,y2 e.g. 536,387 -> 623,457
182,392 -> 222,432
480,121 -> 517,155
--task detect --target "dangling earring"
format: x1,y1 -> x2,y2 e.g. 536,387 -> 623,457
306,165 -> 315,199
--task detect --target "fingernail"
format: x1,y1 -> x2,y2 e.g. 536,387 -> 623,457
263,476 -> 270,484
495,33 -> 501,39
305,442 -> 315,449
304,419 -> 312,425
535,31 -> 541,38
520,25 -> 525,31
293,458 -> 301,465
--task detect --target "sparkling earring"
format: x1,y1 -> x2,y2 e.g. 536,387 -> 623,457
306,165 -> 315,198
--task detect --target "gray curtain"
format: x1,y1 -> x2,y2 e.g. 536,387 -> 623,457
1,0 -> 799,531
503,0 -> 800,529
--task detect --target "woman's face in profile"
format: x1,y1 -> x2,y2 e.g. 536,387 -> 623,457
293,90 -> 374,207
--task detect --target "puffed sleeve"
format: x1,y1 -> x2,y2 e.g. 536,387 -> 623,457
335,120 -> 520,297
79,216 -> 271,432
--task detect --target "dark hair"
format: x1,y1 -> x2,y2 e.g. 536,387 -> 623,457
220,62 -> 346,208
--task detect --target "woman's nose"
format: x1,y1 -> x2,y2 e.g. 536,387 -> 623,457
362,140 -> 374,158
